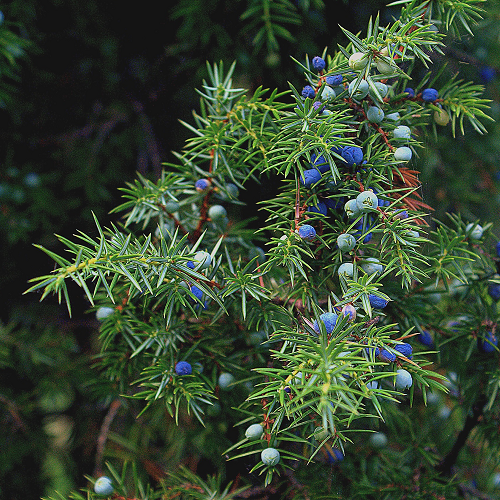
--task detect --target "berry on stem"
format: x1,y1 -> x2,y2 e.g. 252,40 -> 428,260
312,56 -> 326,71
421,88 -> 439,102
261,447 -> 281,466
298,224 -> 317,241
94,476 -> 114,496
175,361 -> 193,375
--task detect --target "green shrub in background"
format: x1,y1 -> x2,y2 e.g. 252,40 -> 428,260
3,0 -> 500,499
22,0 -> 500,499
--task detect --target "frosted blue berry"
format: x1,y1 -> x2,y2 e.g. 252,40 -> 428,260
218,372 -> 236,390
394,342 -> 413,359
393,125 -> 411,140
356,190 -> 378,211
341,146 -> 363,166
337,233 -> 356,252
404,87 -> 415,98
175,361 -> 192,375
394,146 -> 412,162
361,257 -> 383,275
301,85 -> 316,99
465,222 -> 483,240
208,204 -> 227,220
478,331 -> 498,353
195,178 -> 211,192
338,262 -> 354,278
300,168 -> 322,187
344,199 -> 361,218
395,369 -> 413,390
96,307 -> 114,321
94,476 -> 114,496
342,304 -> 356,321
348,79 -> 369,99
312,56 -> 326,71
298,224 -> 316,241
367,106 -> 384,123
313,312 -> 339,334
369,294 -> 388,309
261,447 -> 280,466
245,423 -> 264,440
421,88 -> 438,102
326,74 -> 343,85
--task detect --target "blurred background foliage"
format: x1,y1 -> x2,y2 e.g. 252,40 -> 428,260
1,0 -> 500,498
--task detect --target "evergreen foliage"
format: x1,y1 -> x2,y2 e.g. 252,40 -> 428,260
4,0 -> 500,498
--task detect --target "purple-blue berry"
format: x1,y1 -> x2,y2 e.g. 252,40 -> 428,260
195,178 -> 211,192
300,168 -> 322,187
368,294 -> 388,309
312,56 -> 326,71
496,241 -> 500,258
301,85 -> 316,99
488,283 -> 500,301
480,66 -> 496,83
394,342 -> 413,359
313,312 -> 339,334
327,448 -> 344,463
404,87 -> 415,98
378,348 -> 396,362
307,201 -> 328,216
417,330 -> 434,347
311,153 -> 330,173
298,224 -> 317,241
341,145 -> 363,166
478,331 -> 498,353
342,304 -> 357,321
175,361 -> 193,375
421,88 -> 439,102
326,74 -> 343,86
190,285 -> 203,301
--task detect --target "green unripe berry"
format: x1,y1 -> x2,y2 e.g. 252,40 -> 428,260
344,199 -> 361,218
337,233 -> 356,252
394,146 -> 413,162
348,79 -> 369,100
208,204 -> 227,220
165,200 -> 180,213
434,108 -> 450,126
245,423 -> 264,440
356,190 -> 378,211
465,222 -> 483,240
393,125 -> 411,139
369,431 -> 388,448
320,86 -> 336,101
96,307 -> 114,320
261,447 -> 280,466
395,369 -> 413,390
94,476 -> 114,496
218,372 -> 236,390
348,52 -> 368,70
369,81 -> 388,101
367,106 -> 384,123
361,257 -> 383,275
338,262 -> 354,278
194,250 -> 211,269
